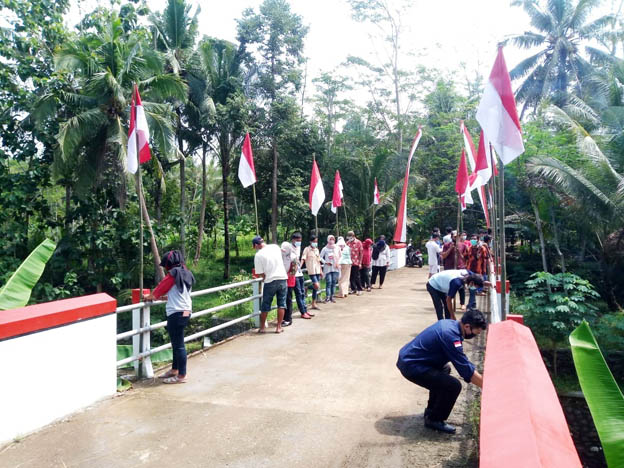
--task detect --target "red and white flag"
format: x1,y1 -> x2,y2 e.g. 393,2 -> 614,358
373,178 -> 380,205
126,85 -> 151,173
467,131 -> 492,228
238,132 -> 256,188
393,127 -> 422,243
309,160 -> 325,216
476,46 -> 524,165
455,150 -> 472,211
331,170 -> 343,214
460,121 -> 478,172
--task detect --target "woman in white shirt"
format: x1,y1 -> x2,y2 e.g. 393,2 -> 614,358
336,236 -> 352,298
371,237 -> 391,288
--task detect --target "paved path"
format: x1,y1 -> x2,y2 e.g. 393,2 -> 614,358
1,267 -> 483,468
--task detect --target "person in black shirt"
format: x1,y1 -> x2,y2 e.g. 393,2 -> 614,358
396,309 -> 487,434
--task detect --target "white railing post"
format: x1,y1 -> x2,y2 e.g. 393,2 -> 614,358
140,304 -> 153,378
252,280 -> 261,328
132,307 -> 140,376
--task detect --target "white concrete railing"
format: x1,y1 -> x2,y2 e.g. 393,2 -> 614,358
117,275 -> 336,378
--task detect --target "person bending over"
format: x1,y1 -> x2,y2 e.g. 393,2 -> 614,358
427,270 -> 484,321
396,309 -> 486,434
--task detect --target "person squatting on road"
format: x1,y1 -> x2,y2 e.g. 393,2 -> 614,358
146,250 -> 196,384
427,270 -> 484,321
396,309 -> 486,434
253,236 -> 288,333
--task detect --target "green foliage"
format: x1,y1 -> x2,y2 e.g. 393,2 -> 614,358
0,239 -> 56,310
519,271 -> 600,347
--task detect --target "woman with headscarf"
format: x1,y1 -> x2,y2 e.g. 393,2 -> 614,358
146,250 -> 196,384
320,234 -> 340,302
371,236 -> 391,289
336,236 -> 352,298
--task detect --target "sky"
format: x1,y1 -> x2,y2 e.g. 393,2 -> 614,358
64,0 -> 617,106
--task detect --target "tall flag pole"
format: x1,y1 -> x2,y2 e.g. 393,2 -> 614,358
238,132 -> 259,234
373,178 -> 380,240
393,127 -> 422,243
331,170 -> 343,235
309,156 -> 325,236
127,84 -> 152,299
476,45 -> 525,320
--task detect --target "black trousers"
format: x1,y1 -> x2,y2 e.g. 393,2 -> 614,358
350,265 -> 363,292
360,266 -> 371,289
285,287 -> 294,322
371,265 -> 387,286
399,364 -> 462,422
427,282 -> 464,320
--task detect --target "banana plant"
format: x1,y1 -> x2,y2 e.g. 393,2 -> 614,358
0,239 -> 57,310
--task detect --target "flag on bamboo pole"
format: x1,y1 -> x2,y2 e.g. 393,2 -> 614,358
238,132 -> 257,188
331,170 -> 343,214
126,85 -> 151,174
467,131 -> 493,228
456,150 -> 472,211
476,46 -> 524,165
309,160 -> 325,216
373,178 -> 380,205
393,127 -> 422,243
460,120 -> 478,172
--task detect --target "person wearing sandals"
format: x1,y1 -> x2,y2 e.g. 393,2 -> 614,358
281,241 -> 298,327
145,250 -> 196,384
301,235 -> 323,310
360,238 -> 373,292
320,235 -> 340,303
336,236 -> 352,298
253,236 -> 288,333
371,236 -> 391,289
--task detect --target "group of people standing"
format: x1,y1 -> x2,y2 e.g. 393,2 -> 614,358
253,230 -> 392,333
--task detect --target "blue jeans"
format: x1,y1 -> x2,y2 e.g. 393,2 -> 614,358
261,279 -> 287,312
468,288 -> 477,309
294,276 -> 307,315
325,271 -> 338,299
167,312 -> 190,376
309,274 -> 321,301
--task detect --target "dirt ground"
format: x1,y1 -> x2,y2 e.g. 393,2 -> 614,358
1,267 -> 483,468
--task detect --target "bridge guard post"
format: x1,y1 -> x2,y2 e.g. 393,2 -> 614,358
140,304 -> 154,378
252,281 -> 261,328
132,308 -> 140,376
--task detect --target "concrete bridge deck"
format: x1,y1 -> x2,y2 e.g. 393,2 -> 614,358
1,267 -> 482,468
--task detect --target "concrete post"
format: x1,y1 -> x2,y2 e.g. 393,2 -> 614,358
252,281 -> 261,328
140,304 -> 153,378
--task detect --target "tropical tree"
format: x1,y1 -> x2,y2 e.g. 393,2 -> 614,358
509,0 -> 613,116
237,0 -> 308,243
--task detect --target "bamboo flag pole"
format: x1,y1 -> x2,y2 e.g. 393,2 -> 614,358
135,123 -> 144,300
498,164 -> 507,320
336,210 -> 339,237
372,204 -> 376,241
456,196 -> 461,267
252,183 -> 259,235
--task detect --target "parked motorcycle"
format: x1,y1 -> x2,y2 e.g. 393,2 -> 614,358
406,245 -> 423,268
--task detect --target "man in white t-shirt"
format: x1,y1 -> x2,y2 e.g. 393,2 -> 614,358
253,236 -> 288,334
425,233 -> 443,278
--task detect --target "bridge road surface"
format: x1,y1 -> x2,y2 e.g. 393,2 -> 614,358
1,267 -> 483,468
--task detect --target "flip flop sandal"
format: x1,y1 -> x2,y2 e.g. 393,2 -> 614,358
163,376 -> 186,384
159,370 -> 178,379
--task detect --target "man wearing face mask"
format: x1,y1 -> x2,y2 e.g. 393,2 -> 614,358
291,232 -> 312,319
396,309 -> 486,434
427,270 -> 484,320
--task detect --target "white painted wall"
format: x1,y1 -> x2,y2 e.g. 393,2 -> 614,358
388,248 -> 406,271
0,314 -> 116,443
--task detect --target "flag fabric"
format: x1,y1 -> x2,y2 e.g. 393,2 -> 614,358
309,160 -> 325,216
373,178 -> 380,205
331,170 -> 343,213
455,150 -> 472,211
460,120 -> 478,172
126,85 -> 151,174
476,46 -> 524,165
467,130 -> 493,228
238,132 -> 257,188
393,127 -> 422,243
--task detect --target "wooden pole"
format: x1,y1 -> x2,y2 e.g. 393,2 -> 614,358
456,196 -> 461,267
336,210 -> 339,237
372,203 -> 376,241
252,183 -> 259,235
498,164 -> 507,320
315,215 -> 318,237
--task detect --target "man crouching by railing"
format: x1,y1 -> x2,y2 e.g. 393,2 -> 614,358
396,309 -> 486,434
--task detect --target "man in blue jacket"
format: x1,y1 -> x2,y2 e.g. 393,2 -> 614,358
396,309 -> 486,434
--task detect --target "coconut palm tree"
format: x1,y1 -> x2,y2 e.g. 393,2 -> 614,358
509,0 -> 613,116
44,12 -> 186,279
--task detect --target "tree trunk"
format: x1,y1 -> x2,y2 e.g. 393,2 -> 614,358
549,207 -> 565,273
270,140 -> 278,243
139,185 -> 165,282
194,143 -> 208,266
221,143 -> 231,279
531,198 -> 548,272
177,115 -> 186,258
155,176 -> 162,223
64,184 -> 71,231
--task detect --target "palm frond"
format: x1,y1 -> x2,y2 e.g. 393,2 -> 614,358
57,108 -> 108,160
510,51 -> 546,80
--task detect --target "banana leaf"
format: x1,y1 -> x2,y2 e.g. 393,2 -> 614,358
569,321 -> 624,467
0,239 -> 56,310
